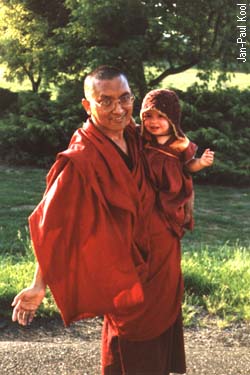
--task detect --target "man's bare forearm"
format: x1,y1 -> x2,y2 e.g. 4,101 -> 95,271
31,263 -> 47,291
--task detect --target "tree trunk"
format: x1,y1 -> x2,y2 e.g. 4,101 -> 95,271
30,75 -> 42,93
148,59 -> 199,88
23,64 -> 42,93
134,62 -> 148,102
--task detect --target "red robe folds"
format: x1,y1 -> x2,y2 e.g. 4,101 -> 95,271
29,119 -> 184,342
143,138 -> 197,238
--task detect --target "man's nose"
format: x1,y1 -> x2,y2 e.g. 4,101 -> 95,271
112,100 -> 124,113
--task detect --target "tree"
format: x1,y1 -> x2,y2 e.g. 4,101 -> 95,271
58,0 -> 250,99
1,0 -> 249,97
0,0 -> 69,92
0,1 -> 45,92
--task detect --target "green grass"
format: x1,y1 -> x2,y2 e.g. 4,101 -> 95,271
181,184 -> 250,326
1,64 -> 250,93
0,166 -> 46,256
0,166 -> 56,317
0,255 -> 58,318
161,68 -> 250,91
183,185 -> 250,248
0,166 -> 249,327
182,243 -> 250,327
0,257 -> 36,316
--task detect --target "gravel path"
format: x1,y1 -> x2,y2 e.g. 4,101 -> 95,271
0,317 -> 250,375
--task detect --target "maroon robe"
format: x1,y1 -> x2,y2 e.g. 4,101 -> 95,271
29,119 -> 184,346
143,138 -> 197,238
29,119 -> 153,326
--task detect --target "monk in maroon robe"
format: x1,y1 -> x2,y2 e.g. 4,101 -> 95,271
12,67 -> 188,374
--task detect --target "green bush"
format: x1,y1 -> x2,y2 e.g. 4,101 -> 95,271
178,86 -> 250,186
0,113 -> 63,166
0,85 -> 249,185
0,87 -> 18,114
0,89 -> 85,166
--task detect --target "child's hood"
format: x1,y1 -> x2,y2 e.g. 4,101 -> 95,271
140,89 -> 185,139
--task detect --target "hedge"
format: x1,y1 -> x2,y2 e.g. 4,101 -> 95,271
0,84 -> 249,186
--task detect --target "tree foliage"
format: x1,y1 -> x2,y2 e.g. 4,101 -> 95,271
59,0 -> 250,98
0,1 -> 47,92
0,0 -> 69,92
0,0 -> 249,96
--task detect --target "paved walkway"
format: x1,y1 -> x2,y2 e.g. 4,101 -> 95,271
0,318 -> 249,374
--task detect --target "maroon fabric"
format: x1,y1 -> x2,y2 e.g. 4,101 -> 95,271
29,118 -> 183,342
139,87 -> 198,237
29,119 -> 154,326
107,208 -> 184,341
102,311 -> 186,375
143,140 -> 197,238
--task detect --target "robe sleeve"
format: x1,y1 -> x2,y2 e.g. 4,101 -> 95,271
29,157 -> 144,326
182,141 -> 198,164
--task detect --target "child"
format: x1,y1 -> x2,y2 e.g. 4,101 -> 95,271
140,88 -> 214,238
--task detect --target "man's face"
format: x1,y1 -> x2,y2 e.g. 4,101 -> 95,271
82,75 -> 133,132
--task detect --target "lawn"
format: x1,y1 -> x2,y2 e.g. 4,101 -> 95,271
0,166 -> 45,256
0,166 -> 250,327
1,64 -> 250,93
183,185 -> 250,248
161,68 -> 250,91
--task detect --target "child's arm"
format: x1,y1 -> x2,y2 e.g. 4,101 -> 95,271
186,148 -> 214,173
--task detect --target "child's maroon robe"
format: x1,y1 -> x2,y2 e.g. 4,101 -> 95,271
143,139 -> 197,238
29,119 -> 184,342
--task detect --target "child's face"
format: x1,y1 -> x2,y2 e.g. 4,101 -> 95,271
143,110 -> 171,136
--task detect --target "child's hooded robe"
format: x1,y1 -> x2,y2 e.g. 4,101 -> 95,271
140,89 -> 197,238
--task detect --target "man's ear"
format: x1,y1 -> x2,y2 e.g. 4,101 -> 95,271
82,98 -> 91,115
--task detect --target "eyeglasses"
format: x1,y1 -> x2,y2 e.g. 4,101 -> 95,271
92,93 -> 135,111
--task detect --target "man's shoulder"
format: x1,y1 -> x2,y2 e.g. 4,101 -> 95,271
61,128 -> 99,162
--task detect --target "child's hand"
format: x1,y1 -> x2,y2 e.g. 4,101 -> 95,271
170,137 -> 190,152
199,148 -> 214,167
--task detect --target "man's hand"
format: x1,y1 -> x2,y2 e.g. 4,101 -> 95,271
12,285 -> 46,326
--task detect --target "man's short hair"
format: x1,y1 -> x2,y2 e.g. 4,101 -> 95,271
84,65 -> 128,99
87,65 -> 125,81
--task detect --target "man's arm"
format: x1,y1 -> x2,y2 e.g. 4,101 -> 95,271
186,148 -> 214,173
12,263 -> 46,326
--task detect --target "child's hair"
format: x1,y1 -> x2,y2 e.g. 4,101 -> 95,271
140,89 -> 185,139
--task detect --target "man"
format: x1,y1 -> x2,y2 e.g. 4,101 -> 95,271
12,66 -> 186,374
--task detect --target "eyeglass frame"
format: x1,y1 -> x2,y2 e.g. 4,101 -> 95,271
90,93 -> 135,112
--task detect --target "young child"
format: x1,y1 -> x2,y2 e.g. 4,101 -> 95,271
140,88 -> 214,238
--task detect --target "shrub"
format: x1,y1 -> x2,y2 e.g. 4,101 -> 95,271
0,85 -> 249,186
178,86 -> 250,186
0,88 -> 18,114
0,89 -> 85,166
